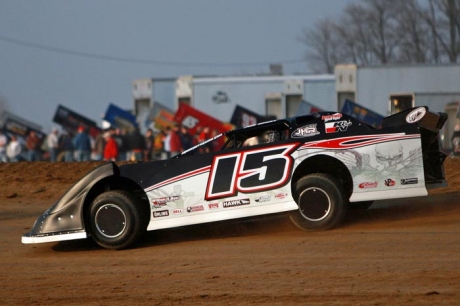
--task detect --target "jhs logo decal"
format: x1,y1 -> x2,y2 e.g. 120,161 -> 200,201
153,210 -> 169,218
384,179 -> 396,187
325,120 -> 352,133
223,198 -> 250,208
205,144 -> 298,200
322,113 -> 343,122
291,124 -> 320,138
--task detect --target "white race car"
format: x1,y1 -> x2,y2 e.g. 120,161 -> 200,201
22,106 -> 447,249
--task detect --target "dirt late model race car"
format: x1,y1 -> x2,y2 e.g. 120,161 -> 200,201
22,106 -> 447,250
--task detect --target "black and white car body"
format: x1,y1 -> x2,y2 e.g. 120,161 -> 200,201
22,106 -> 448,249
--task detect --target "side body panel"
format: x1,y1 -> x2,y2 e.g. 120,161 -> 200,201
143,143 -> 299,231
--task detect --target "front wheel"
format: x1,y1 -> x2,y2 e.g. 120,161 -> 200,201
290,173 -> 347,231
87,190 -> 148,250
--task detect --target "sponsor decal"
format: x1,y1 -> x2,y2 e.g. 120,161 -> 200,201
208,203 -> 219,209
187,205 -> 205,213
322,113 -> 343,122
359,182 -> 378,189
406,107 -> 426,124
325,120 -> 352,133
151,196 -> 180,208
223,198 -> 250,208
153,210 -> 169,218
274,193 -> 288,200
172,209 -> 183,215
255,195 -> 271,203
401,178 -> 418,185
384,178 -> 396,187
291,124 -> 320,138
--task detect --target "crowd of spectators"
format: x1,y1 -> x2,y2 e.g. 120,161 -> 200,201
0,123 -> 216,163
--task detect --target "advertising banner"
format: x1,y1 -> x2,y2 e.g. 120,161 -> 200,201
53,104 -> 101,137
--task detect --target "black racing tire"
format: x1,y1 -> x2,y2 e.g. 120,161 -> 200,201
87,190 -> 148,250
290,173 -> 347,231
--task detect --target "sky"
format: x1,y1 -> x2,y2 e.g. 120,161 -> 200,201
0,0 -> 353,132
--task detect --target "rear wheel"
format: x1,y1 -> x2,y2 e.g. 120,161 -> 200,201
290,173 -> 347,231
87,190 -> 148,250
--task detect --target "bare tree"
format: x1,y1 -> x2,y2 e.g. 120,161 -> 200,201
362,0 -> 400,64
435,0 -> 460,62
298,18 -> 343,73
336,2 -> 379,66
418,0 -> 442,63
300,0 -> 460,72
394,0 -> 430,63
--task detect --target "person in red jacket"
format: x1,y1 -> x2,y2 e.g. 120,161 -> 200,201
103,131 -> 118,161
169,124 -> 183,157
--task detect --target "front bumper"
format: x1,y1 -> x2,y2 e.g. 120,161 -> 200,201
22,230 -> 87,244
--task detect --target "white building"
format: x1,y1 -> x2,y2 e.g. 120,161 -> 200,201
174,74 -> 335,121
335,64 -> 460,149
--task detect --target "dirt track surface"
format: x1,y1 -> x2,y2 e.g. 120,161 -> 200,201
1,157 -> 460,305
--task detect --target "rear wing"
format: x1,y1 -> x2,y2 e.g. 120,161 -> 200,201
381,106 -> 448,132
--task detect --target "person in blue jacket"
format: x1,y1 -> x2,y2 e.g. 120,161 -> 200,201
72,126 -> 91,161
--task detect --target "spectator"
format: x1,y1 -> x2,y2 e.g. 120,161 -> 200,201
113,128 -> 127,161
47,128 -> 59,162
125,128 -> 146,161
92,131 -> 106,161
58,131 -> 74,162
193,126 -> 203,146
26,130 -> 42,161
0,130 -> 7,162
169,124 -> 182,156
154,129 -> 166,159
163,127 -> 172,158
198,126 -> 211,153
179,126 -> 193,151
144,128 -> 155,161
6,135 -> 21,162
72,126 -> 91,161
103,131 -> 118,161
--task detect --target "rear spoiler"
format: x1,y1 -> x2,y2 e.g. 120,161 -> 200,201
381,106 -> 448,132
